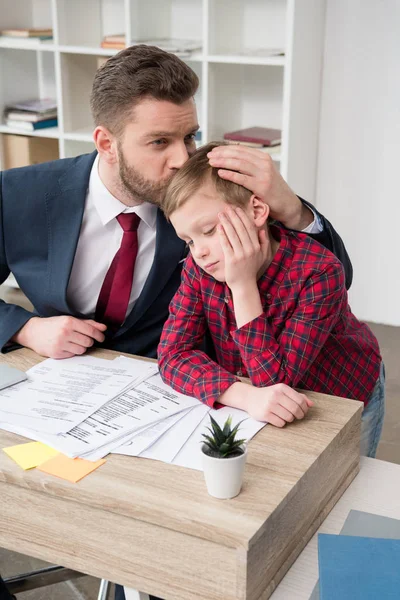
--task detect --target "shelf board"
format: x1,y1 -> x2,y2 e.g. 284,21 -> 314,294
58,44 -> 120,56
0,125 -> 60,139
57,45 -> 204,61
63,128 -> 94,142
207,54 -> 285,66
0,37 -> 55,51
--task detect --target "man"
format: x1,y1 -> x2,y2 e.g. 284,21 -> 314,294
0,45 -> 351,600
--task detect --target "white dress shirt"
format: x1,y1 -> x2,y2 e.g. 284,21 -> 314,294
67,155 -> 157,319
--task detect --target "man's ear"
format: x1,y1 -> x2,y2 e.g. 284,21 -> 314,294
93,126 -> 118,164
250,195 -> 270,227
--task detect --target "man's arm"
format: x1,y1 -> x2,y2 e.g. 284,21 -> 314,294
0,179 -> 38,352
0,173 -> 107,357
207,145 -> 353,289
298,198 -> 353,289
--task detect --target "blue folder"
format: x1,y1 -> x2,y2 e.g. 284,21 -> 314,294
310,510 -> 400,599
318,533 -> 400,599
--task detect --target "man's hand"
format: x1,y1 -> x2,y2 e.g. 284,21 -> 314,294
220,381 -> 313,427
218,206 -> 269,291
208,144 -> 314,230
12,316 -> 107,359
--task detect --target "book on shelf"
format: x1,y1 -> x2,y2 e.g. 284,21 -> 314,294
5,98 -> 57,113
100,33 -> 126,49
261,145 -> 281,156
0,27 -> 53,39
4,98 -> 58,128
4,109 -> 58,123
224,127 -> 281,146
6,118 -> 58,132
225,141 -> 281,158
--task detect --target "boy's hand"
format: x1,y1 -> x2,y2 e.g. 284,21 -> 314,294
220,381 -> 313,427
218,206 -> 269,291
244,384 -> 313,426
208,145 -> 314,230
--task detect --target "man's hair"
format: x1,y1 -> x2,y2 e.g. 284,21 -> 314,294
162,142 -> 252,219
90,44 -> 199,137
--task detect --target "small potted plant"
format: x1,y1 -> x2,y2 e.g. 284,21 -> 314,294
201,414 -> 247,499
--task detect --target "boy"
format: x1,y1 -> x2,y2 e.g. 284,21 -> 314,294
158,143 -> 384,458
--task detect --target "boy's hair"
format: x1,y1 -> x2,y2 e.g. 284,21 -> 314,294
90,44 -> 199,138
162,142 -> 252,219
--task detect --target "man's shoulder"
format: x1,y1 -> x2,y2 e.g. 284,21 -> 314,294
1,152 -> 96,192
283,227 -> 345,277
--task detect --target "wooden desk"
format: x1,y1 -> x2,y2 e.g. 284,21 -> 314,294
0,349 -> 362,600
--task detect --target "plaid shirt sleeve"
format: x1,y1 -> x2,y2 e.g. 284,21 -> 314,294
230,261 -> 347,387
158,260 -> 239,406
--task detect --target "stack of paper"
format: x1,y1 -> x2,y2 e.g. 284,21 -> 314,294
0,355 -> 266,471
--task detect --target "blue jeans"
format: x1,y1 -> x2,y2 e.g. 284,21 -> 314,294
360,362 -> 385,457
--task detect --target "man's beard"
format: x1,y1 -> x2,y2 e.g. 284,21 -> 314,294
117,144 -> 173,206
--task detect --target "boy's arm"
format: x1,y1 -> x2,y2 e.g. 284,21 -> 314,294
231,262 -> 347,388
158,261 -> 239,406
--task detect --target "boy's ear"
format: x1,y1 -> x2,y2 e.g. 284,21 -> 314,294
250,195 -> 270,226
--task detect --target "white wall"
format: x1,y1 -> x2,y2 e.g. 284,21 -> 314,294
316,1 -> 400,325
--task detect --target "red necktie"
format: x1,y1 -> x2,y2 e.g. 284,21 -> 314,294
95,212 -> 141,330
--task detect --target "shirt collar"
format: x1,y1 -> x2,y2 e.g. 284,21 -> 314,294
89,154 -> 158,229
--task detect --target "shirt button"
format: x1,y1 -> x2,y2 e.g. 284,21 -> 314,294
224,296 -> 230,303
266,293 -> 272,304
237,369 -> 243,377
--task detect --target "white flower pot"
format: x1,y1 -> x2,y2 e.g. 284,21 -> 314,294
201,445 -> 247,499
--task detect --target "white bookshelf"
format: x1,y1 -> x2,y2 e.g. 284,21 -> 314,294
0,0 -> 326,200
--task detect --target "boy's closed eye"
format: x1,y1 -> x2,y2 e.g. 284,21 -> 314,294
203,226 -> 217,236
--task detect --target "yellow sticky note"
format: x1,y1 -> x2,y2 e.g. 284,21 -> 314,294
37,455 -> 106,483
3,442 -> 59,470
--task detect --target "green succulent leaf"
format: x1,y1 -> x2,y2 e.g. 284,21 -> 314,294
222,415 -> 233,437
201,415 -> 247,458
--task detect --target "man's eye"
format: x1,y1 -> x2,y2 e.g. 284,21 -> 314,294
152,139 -> 167,146
185,133 -> 196,142
186,240 -> 194,248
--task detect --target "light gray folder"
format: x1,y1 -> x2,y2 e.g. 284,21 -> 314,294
310,510 -> 400,599
0,363 -> 27,390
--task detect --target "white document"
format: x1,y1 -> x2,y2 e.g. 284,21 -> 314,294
139,403 -> 210,463
9,372 -> 200,459
112,406 -> 196,458
0,357 -> 141,434
172,406 -> 266,471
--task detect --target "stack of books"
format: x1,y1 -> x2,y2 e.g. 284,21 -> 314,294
4,98 -> 58,132
223,126 -> 281,151
0,27 -> 53,41
100,33 -> 125,50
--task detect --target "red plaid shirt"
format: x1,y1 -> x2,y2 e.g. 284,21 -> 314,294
158,226 -> 381,407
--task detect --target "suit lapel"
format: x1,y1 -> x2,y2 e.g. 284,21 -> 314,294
117,209 -> 186,334
46,152 -> 97,314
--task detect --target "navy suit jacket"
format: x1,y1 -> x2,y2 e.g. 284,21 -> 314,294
0,151 -> 352,357
0,152 -> 186,357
